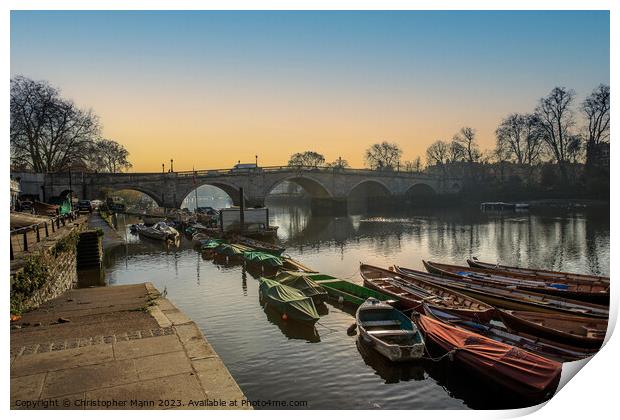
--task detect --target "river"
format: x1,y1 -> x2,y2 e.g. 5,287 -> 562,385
88,201 -> 610,409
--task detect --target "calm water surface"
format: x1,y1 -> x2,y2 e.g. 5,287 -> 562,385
97,203 -> 609,410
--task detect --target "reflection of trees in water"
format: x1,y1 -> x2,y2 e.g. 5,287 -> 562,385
269,204 -> 609,275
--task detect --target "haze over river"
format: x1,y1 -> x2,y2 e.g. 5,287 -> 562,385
89,199 -> 610,409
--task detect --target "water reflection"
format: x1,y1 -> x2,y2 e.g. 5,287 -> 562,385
261,302 -> 321,343
356,337 -> 426,384
268,201 -> 609,277
102,202 -> 608,410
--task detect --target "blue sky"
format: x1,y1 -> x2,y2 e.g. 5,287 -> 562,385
10,10 -> 610,170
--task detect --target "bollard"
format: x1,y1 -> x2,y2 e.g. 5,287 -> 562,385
36,226 -> 40,242
51,219 -> 56,232
23,231 -> 28,252
45,222 -> 49,237
10,240 -> 14,260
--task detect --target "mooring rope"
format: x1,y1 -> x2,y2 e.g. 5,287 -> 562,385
316,320 -> 339,335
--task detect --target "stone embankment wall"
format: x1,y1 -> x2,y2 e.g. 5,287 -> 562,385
10,221 -> 87,314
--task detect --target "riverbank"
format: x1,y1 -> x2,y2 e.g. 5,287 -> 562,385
10,282 -> 248,409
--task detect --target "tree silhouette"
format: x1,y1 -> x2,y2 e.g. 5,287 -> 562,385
288,151 -> 326,168
365,141 -> 403,170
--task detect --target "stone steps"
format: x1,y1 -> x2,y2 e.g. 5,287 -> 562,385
77,231 -> 101,269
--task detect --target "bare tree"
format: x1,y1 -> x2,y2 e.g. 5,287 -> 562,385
426,140 -> 449,166
365,141 -> 403,170
452,127 -> 481,163
326,157 -> 349,169
566,134 -> 585,164
495,113 -> 543,165
534,87 -> 576,180
582,84 -> 610,169
448,140 -> 466,163
288,151 -> 326,168
11,75 -> 100,172
88,139 -> 133,172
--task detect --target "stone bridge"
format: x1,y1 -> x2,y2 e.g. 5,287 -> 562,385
14,166 -> 463,213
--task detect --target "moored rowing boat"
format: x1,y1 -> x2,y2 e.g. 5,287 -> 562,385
258,277 -> 320,323
394,265 -> 609,319
413,313 -> 562,401
498,309 -> 607,348
467,258 -> 609,285
423,304 -> 597,362
272,271 -> 328,303
356,298 -> 425,362
425,260 -> 609,305
360,264 -> 495,321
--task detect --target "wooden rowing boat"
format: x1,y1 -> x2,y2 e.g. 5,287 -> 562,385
275,271 -> 398,307
281,257 -> 316,273
498,309 -> 607,348
356,298 -> 425,362
315,278 -> 398,307
272,271 -> 328,304
394,265 -> 609,319
232,235 -> 285,256
360,264 -> 495,322
467,258 -> 609,285
258,278 -> 320,323
425,260 -> 609,305
413,313 -> 562,401
423,304 -> 597,362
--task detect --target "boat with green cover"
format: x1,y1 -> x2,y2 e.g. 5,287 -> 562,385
258,278 -> 320,323
273,272 -> 328,303
234,235 -> 285,256
315,278 -> 398,307
201,238 -> 224,250
243,251 -> 284,268
214,243 -> 250,260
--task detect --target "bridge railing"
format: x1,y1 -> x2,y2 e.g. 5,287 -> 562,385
35,165 -> 450,181
10,211 -> 80,260
173,165 -> 435,179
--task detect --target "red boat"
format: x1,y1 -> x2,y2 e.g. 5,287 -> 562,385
414,314 -> 562,401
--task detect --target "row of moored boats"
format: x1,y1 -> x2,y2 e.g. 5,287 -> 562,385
141,224 -> 610,404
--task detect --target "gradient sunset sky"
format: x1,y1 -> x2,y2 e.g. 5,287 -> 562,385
11,11 -> 609,172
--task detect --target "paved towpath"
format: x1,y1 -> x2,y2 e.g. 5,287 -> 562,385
10,283 -> 249,410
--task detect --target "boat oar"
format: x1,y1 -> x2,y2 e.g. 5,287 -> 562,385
347,323 -> 357,336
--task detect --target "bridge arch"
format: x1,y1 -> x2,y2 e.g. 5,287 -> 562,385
405,182 -> 437,197
347,179 -> 392,199
264,175 -> 332,198
100,185 -> 164,207
180,181 -> 246,208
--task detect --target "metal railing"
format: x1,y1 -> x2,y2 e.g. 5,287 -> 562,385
173,165 -> 433,178
10,211 -> 80,260
37,165 -> 438,179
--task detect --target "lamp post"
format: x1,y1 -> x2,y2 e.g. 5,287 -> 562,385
67,160 -> 73,211
162,163 -> 165,173
170,159 -> 174,173
255,155 -> 258,167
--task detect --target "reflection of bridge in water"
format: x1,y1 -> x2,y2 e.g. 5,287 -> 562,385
15,166 -> 463,214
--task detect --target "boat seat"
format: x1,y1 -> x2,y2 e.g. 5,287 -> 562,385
361,320 -> 401,328
368,329 -> 414,337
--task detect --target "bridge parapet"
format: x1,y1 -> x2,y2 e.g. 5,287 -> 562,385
13,166 -> 462,212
